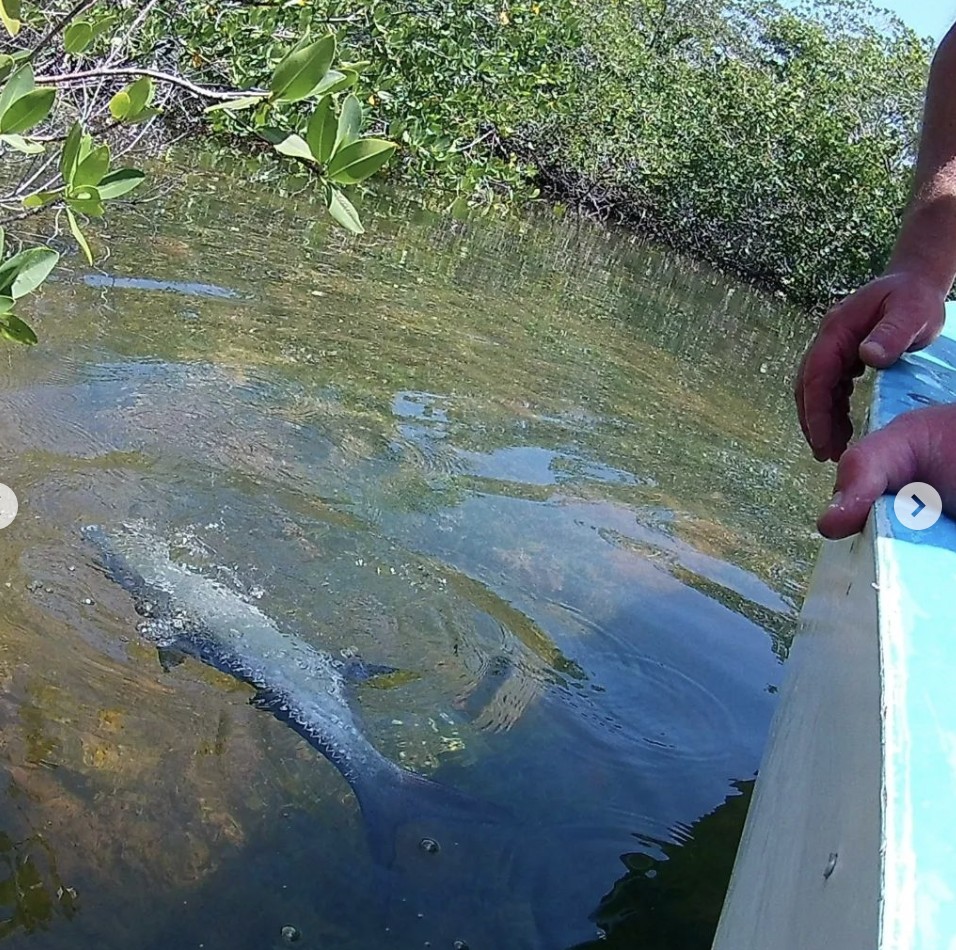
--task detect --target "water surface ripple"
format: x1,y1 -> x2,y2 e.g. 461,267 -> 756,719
0,167 -> 828,949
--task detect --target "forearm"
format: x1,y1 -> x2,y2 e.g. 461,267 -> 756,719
887,23 -> 956,293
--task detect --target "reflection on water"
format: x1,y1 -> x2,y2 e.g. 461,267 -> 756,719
0,158 -> 828,948
572,783 -> 755,949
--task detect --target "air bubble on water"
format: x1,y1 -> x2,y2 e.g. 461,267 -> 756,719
280,925 -> 301,944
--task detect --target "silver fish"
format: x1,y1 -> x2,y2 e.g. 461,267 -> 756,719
83,523 -> 500,863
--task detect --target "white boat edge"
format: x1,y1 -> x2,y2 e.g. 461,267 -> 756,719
713,302 -> 956,949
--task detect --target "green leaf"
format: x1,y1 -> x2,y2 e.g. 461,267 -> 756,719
108,90 -> 131,120
257,126 -> 288,145
66,207 -> 93,265
0,247 -> 59,299
0,64 -> 34,119
306,96 -> 337,165
60,122 -> 82,182
124,76 -> 154,116
0,315 -> 37,345
0,55 -> 15,84
87,14 -> 117,43
313,69 -> 357,97
270,33 -> 336,103
66,185 -> 104,217
0,87 -> 55,134
327,138 -> 397,185
327,186 -> 364,234
204,95 -> 265,114
67,198 -> 104,217
0,295 -> 13,313
109,77 -> 154,121
22,189 -> 61,209
335,94 -> 362,151
0,227 -> 5,261
97,168 -> 145,200
64,20 -> 94,54
273,133 -> 314,162
0,133 -> 43,154
76,132 -> 93,166
0,0 -> 20,37
123,106 -> 161,125
447,195 -> 471,221
73,144 -> 110,187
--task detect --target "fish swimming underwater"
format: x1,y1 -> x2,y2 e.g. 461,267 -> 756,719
83,523 -> 502,863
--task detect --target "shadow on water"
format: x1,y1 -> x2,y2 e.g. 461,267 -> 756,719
0,157 -> 831,947
572,783 -> 754,949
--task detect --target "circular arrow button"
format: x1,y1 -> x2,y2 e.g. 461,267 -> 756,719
894,481 -> 942,531
0,483 -> 18,530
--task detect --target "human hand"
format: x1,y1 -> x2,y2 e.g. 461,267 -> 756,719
817,404 -> 956,539
795,272 -> 946,463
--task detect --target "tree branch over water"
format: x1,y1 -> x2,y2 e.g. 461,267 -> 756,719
37,66 -> 265,103
0,2 -> 397,346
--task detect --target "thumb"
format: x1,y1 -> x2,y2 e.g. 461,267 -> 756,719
859,308 -> 928,368
858,285 -> 944,368
817,426 -> 919,539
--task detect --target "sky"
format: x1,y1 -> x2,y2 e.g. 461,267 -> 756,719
878,0 -> 955,41
781,1 -> 955,42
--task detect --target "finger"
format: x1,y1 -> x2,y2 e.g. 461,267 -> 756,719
833,377 -> 855,400
795,317 -> 836,449
860,318 -> 926,368
829,391 -> 854,461
794,354 -> 811,445
817,426 -> 921,539
828,415 -> 853,461
801,325 -> 864,460
859,291 -> 944,367
799,287 -> 890,458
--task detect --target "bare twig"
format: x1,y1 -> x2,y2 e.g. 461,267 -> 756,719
90,1 -> 164,122
0,204 -> 48,227
29,117 -> 123,143
453,129 -> 495,154
13,151 -> 59,197
107,0 -> 162,66
36,66 -> 265,102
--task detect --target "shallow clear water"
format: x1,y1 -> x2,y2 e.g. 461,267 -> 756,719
0,157 -> 830,949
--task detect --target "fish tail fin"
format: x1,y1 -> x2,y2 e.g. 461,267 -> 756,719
353,762 -> 509,867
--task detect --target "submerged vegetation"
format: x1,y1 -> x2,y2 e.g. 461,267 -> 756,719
0,0 -> 936,340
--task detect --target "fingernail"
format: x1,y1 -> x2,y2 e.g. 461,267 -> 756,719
860,339 -> 887,362
827,491 -> 846,511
